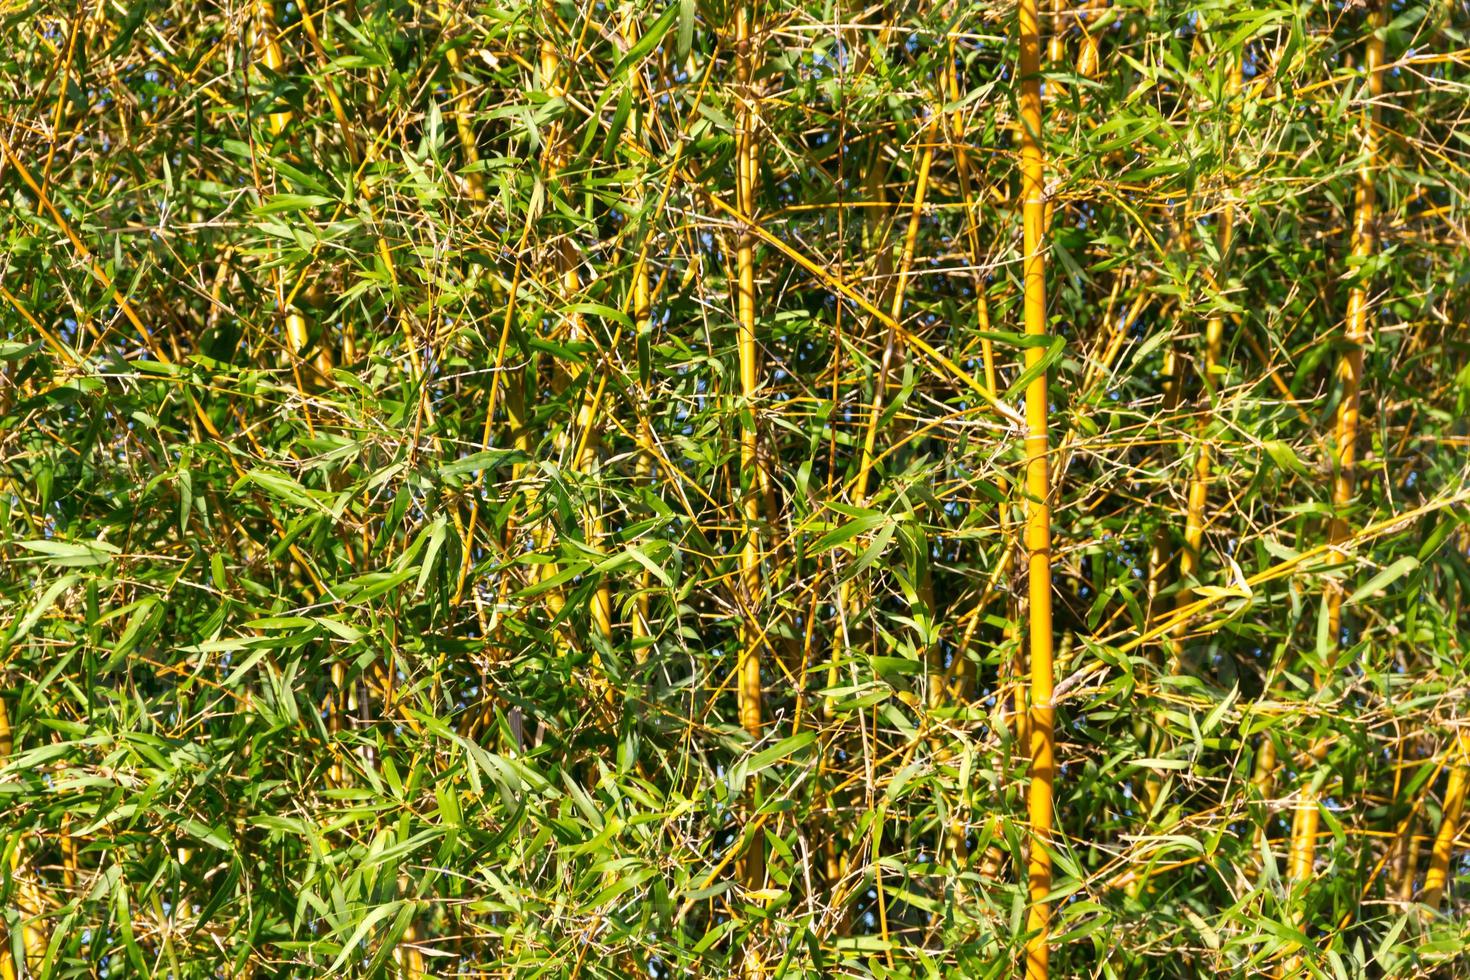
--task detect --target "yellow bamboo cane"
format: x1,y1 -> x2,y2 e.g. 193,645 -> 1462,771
1423,733 -> 1470,909
735,0 -> 763,745
1325,9 -> 1385,669
437,0 -> 487,203
253,0 -> 320,378
1019,0 -> 1056,974
0,699 -> 48,978
1283,6 -> 1383,971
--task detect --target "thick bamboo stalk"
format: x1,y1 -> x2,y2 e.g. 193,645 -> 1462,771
255,0 -> 294,140
1423,733 -> 1470,909
1046,0 -> 1066,99
438,0 -> 487,202
1325,11 -> 1385,665
0,698 -> 48,978
734,0 -> 762,742
1076,0 -> 1104,79
1019,0 -> 1056,974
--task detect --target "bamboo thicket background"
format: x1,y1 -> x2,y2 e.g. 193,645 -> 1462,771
2,0 -> 1470,975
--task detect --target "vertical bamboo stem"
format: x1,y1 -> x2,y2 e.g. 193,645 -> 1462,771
734,0 -> 761,739
0,699 -> 47,978
1394,809 -> 1421,902
254,0 -> 321,379
1142,58 -> 1240,829
1325,8 -> 1385,664
1175,206 -> 1230,614
1283,8 -> 1383,961
1019,0 -> 1056,974
1423,733 -> 1470,909
631,262 -> 655,659
438,0 -> 487,203
734,4 -> 766,948
534,32 -> 615,663
854,121 -> 935,503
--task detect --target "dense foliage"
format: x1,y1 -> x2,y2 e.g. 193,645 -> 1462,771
2,0 -> 1470,975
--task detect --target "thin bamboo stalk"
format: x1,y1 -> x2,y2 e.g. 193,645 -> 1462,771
621,0 -> 658,661
1019,0 -> 1056,974
945,53 -> 1015,868
1398,821 -> 1423,903
1136,58 -> 1241,832
532,33 -> 615,676
631,261 -> 655,659
854,123 -> 935,509
253,0 -> 323,381
1283,8 -> 1384,963
1325,9 -> 1385,669
1175,222 -> 1231,616
846,121 -> 936,940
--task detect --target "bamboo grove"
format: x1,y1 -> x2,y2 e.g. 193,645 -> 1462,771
3,0 -> 1470,975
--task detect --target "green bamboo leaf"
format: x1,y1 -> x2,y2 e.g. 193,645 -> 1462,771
1347,556 -> 1420,606
747,731 -> 817,772
236,469 -> 332,514
10,573 -> 79,640
16,539 -> 119,567
612,4 -> 678,79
